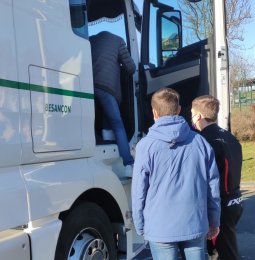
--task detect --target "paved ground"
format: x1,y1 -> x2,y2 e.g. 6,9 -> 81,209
238,185 -> 255,260
134,184 -> 255,259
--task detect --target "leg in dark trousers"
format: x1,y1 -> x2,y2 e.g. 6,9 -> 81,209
207,200 -> 244,260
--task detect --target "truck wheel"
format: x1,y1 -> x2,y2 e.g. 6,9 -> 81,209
55,202 -> 117,260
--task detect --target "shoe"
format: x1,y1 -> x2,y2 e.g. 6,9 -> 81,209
102,129 -> 115,141
125,165 -> 133,178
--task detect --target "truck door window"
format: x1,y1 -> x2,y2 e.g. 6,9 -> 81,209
148,4 -> 158,67
148,0 -> 213,67
154,0 -> 212,46
69,0 -> 88,39
148,3 -> 181,66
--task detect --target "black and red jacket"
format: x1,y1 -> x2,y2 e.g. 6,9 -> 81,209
201,124 -> 242,199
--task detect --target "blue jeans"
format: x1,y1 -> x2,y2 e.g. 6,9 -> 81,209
94,88 -> 134,166
150,237 -> 205,260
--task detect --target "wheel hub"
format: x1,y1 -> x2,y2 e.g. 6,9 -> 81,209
68,229 -> 109,260
83,238 -> 108,260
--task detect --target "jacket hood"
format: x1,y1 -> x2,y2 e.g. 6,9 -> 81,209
148,115 -> 190,146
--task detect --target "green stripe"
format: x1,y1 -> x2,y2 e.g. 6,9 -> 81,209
0,78 -> 94,99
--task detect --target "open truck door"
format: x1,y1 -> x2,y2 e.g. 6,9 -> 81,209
138,0 -> 228,134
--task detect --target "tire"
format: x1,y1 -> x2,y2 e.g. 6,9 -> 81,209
55,202 -> 117,260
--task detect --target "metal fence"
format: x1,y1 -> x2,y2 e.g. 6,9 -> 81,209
231,88 -> 255,108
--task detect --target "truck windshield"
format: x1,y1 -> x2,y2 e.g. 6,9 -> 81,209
88,14 -> 127,43
87,0 -> 127,43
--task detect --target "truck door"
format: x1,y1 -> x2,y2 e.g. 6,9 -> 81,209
139,0 -> 214,133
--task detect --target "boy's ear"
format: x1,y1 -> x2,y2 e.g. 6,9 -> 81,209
178,105 -> 181,115
152,108 -> 159,120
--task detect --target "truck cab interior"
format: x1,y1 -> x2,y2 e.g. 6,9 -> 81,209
86,0 -> 135,145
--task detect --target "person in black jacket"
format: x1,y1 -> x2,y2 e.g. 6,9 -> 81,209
90,31 -> 136,177
191,95 -> 243,260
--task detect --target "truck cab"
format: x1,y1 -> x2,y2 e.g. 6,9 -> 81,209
0,0 -> 228,259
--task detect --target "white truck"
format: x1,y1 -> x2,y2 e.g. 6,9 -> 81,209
0,0 -> 229,259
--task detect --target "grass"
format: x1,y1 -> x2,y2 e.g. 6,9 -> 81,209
241,141 -> 255,182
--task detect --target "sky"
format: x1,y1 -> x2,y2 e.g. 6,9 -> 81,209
241,3 -> 255,77
243,16 -> 255,53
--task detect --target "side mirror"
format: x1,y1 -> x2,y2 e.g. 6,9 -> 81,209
158,10 -> 182,64
161,11 -> 182,51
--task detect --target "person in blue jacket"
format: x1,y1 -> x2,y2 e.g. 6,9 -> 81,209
132,88 -> 221,260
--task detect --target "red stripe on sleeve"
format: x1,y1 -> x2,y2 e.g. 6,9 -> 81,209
224,158 -> 229,194
212,236 -> 217,246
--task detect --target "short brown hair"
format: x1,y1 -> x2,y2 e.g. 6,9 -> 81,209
151,88 -> 180,117
192,95 -> 219,122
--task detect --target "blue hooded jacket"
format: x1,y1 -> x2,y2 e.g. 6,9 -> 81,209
132,116 -> 220,242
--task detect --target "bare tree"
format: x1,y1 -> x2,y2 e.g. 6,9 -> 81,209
179,0 -> 254,89
177,0 -> 213,44
226,0 -> 252,48
178,0 -> 252,48
230,53 -> 255,93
